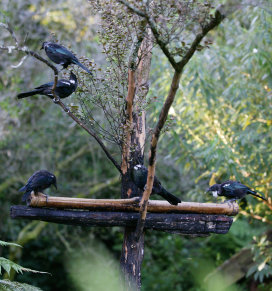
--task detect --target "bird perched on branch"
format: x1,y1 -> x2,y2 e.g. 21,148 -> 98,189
17,72 -> 77,99
207,180 -> 267,202
41,42 -> 92,75
19,170 -> 57,202
132,164 -> 181,205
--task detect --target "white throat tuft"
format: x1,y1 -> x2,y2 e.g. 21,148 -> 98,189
134,164 -> 141,170
212,191 -> 218,198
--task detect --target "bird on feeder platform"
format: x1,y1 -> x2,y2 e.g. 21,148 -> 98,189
132,164 -> 181,205
17,72 -> 77,100
19,170 -> 57,202
41,41 -> 92,75
207,180 -> 267,202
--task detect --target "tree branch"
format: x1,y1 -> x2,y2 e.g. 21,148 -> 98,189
121,21 -> 147,175
117,0 -> 177,69
135,9 -> 226,240
121,70 -> 136,174
145,15 -> 177,69
117,0 -> 146,17
176,10 -> 225,72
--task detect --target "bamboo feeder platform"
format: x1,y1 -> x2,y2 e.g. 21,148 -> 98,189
10,193 -> 239,236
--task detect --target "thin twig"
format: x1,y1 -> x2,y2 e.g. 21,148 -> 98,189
240,210 -> 272,225
54,99 -> 122,173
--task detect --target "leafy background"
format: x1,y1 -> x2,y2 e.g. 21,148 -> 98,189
0,0 -> 271,290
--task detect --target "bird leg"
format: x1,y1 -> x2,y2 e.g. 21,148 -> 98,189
44,194 -> 49,203
53,97 -> 61,104
223,198 -> 237,204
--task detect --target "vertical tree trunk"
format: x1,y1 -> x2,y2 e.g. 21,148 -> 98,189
120,32 -> 152,290
120,178 -> 144,291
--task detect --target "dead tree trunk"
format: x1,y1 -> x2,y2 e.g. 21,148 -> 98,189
120,30 -> 152,290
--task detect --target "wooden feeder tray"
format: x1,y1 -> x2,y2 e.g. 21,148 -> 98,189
10,193 -> 239,236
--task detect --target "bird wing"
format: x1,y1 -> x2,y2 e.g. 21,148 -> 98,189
221,181 -> 249,196
35,79 -> 69,90
35,81 -> 54,90
28,173 -> 50,189
53,46 -> 77,61
57,80 -> 72,87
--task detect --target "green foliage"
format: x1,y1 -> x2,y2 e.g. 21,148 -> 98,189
0,279 -> 42,291
0,240 -> 48,291
0,241 -> 49,277
0,257 -> 49,277
0,242 -> 21,249
146,4 -> 272,288
65,240 -> 122,291
247,234 -> 272,283
1,1 -> 272,291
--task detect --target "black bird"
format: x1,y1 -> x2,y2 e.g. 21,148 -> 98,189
207,180 -> 267,201
41,42 -> 92,74
17,72 -> 77,99
19,170 -> 57,202
132,164 -> 181,205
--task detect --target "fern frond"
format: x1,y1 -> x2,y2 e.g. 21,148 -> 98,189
0,257 -> 50,277
0,279 -> 42,291
0,241 -> 22,248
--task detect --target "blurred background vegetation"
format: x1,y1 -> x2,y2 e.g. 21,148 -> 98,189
0,0 -> 271,290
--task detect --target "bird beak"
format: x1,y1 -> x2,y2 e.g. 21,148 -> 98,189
206,188 -> 211,193
40,45 -> 44,50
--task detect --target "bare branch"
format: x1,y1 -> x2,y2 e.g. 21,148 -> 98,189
145,15 -> 177,69
11,55 -> 28,68
117,0 -> 146,17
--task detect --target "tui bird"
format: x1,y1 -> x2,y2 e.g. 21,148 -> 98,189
132,164 -> 181,205
19,170 -> 57,202
17,72 -> 77,99
207,180 -> 267,202
41,42 -> 92,74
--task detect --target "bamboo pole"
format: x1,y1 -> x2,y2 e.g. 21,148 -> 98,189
28,193 -> 239,216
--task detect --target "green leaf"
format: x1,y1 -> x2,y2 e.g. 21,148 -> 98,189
0,257 -> 50,276
0,279 -> 42,291
0,241 -> 22,248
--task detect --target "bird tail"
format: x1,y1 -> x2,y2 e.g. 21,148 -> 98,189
159,188 -> 181,205
21,190 -> 32,202
75,61 -> 93,75
17,90 -> 40,99
249,190 -> 267,201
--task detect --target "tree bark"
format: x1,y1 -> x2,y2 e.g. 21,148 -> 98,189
120,29 -> 152,290
10,206 -> 234,235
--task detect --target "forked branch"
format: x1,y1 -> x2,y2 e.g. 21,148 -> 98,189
135,9 -> 226,240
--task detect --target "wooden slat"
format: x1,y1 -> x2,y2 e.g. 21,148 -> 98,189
10,205 -> 233,236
